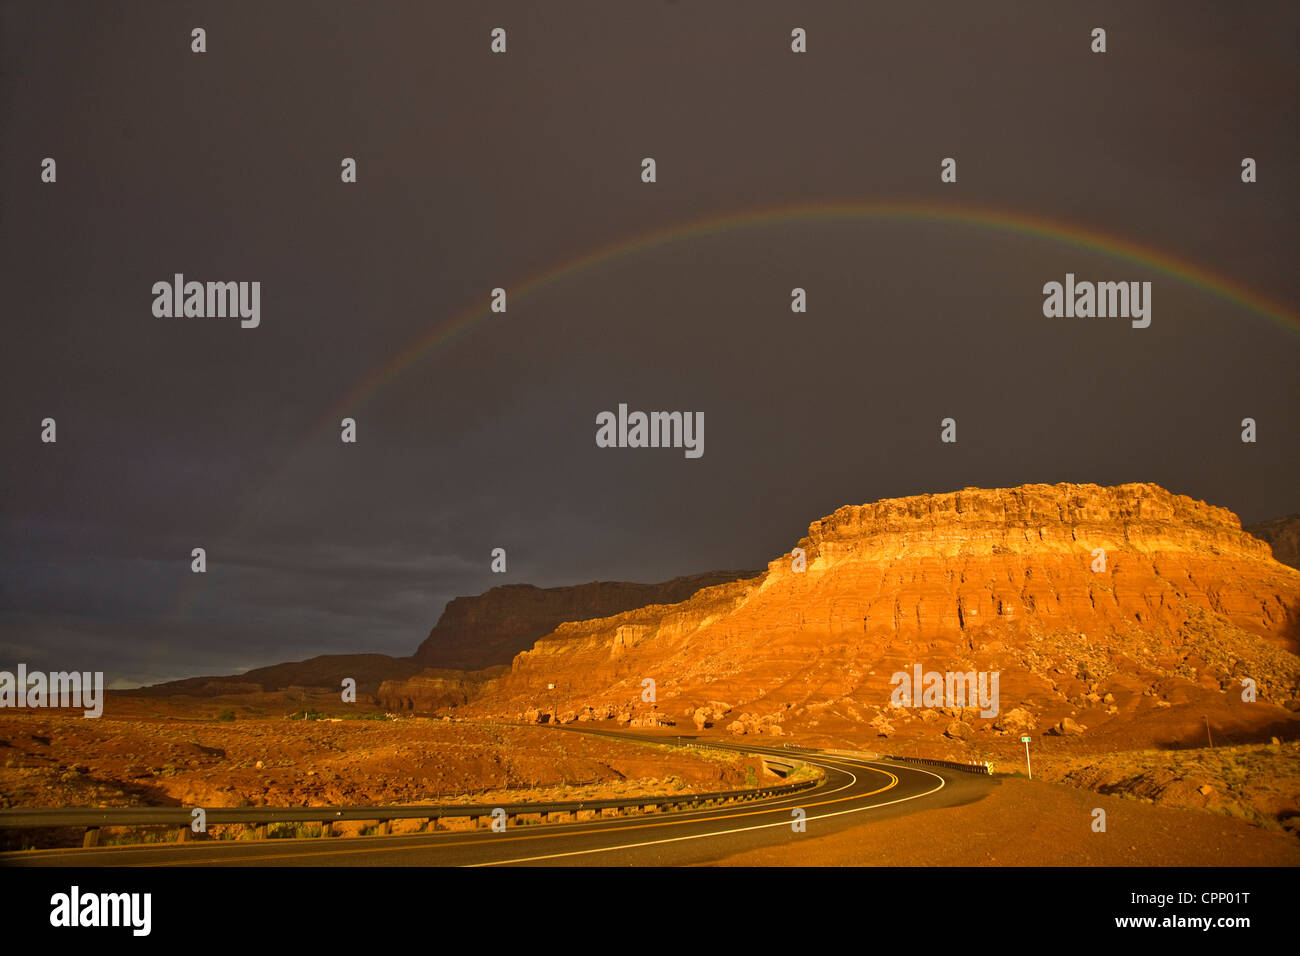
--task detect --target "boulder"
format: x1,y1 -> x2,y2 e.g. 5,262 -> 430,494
993,707 -> 1036,734
1054,717 -> 1085,736
944,721 -> 974,740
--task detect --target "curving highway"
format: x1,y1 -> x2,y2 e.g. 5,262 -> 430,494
0,734 -> 989,867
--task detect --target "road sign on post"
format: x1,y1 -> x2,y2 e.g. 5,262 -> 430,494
1020,735 -> 1032,779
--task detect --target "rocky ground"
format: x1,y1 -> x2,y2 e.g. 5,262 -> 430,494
1036,740 -> 1300,833
0,708 -> 764,850
3,696 -> 1295,856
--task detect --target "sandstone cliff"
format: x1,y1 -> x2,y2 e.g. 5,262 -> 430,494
411,571 -> 758,670
464,483 -> 1300,750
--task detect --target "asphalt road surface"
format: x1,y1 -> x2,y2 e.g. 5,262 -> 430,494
0,735 -> 993,867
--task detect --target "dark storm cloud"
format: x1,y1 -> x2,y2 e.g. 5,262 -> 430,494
1,1 -> 1296,685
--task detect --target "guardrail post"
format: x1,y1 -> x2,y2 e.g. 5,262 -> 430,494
377,820 -> 391,836
255,824 -> 267,840
82,827 -> 100,848
176,826 -> 190,843
320,821 -> 332,838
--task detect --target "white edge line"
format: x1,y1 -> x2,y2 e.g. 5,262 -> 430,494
467,761 -> 947,866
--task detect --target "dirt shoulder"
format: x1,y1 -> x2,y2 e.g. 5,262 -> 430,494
705,775 -> 1300,866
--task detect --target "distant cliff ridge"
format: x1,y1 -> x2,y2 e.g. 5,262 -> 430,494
136,572 -> 757,701
1247,514 -> 1300,571
410,572 -> 759,671
131,654 -> 421,698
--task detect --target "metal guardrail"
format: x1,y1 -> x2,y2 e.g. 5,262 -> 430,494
0,759 -> 823,847
884,754 -> 992,775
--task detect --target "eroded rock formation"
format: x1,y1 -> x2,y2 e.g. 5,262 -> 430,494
463,483 -> 1300,747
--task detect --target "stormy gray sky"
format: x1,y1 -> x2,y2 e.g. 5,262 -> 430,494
2,1 -> 1297,686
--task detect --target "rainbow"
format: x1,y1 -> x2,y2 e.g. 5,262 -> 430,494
337,198 -> 1296,426
174,198 -> 1297,618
